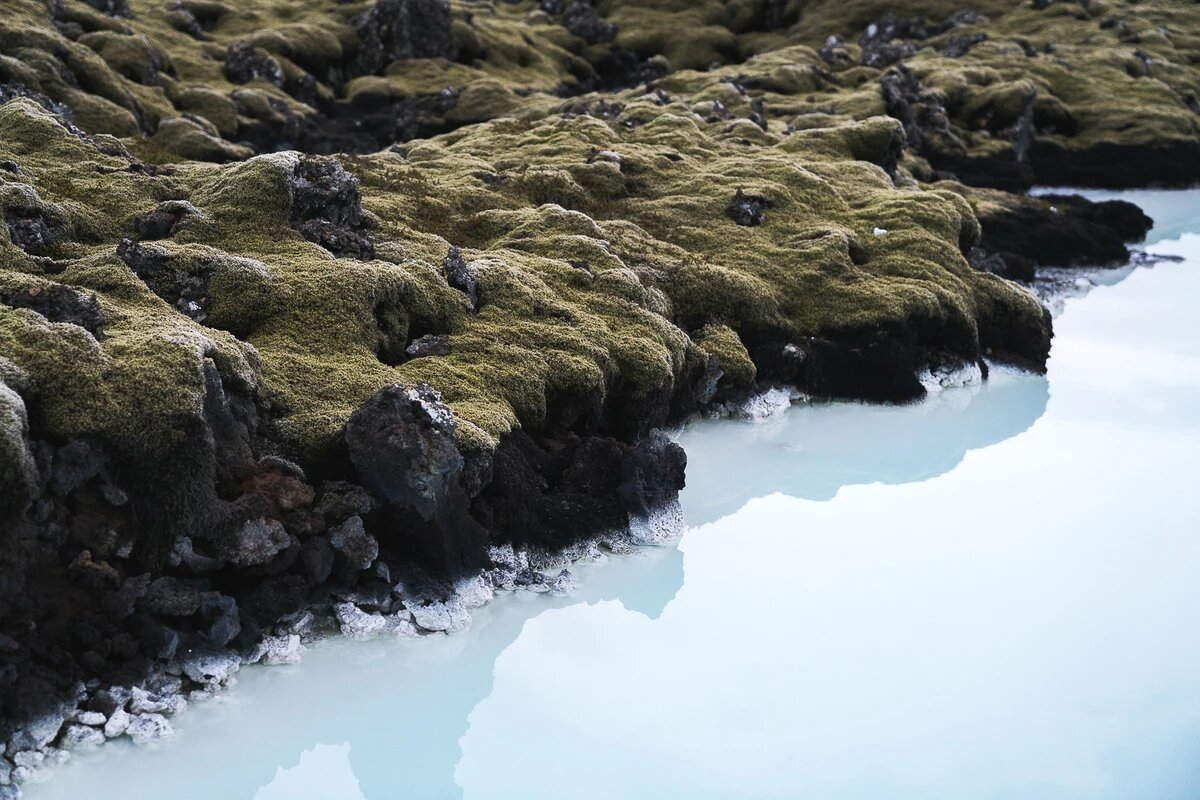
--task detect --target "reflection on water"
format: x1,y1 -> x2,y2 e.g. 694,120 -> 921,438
682,370 -> 1047,526
30,191 -> 1200,800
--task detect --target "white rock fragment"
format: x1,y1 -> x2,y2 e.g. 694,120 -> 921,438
180,645 -> 241,685
335,602 -> 389,640
629,499 -> 685,545
42,747 -> 69,767
71,711 -> 107,727
723,386 -> 804,421
129,686 -> 171,714
127,714 -> 173,744
551,569 -> 575,594
103,707 -> 130,738
260,634 -> 304,666
59,725 -> 105,749
918,361 -> 983,394
408,599 -> 470,634
455,574 -> 494,610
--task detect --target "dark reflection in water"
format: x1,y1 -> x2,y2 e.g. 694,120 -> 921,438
681,371 -> 1049,527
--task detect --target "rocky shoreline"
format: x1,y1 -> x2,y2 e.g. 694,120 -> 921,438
1,0 -> 1194,794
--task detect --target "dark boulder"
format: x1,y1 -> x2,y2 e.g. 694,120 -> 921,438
117,239 -> 213,323
225,43 -> 284,88
726,189 -> 770,227
2,284 -> 105,339
406,333 -> 451,359
84,0 -> 131,17
862,40 -> 918,69
329,515 -> 379,571
967,246 -> 1035,282
289,158 -> 375,260
978,195 -> 1152,269
940,33 -> 988,58
4,206 -> 63,256
353,0 -> 458,76
799,336 -> 925,403
139,577 -> 202,617
314,480 -> 375,522
300,536 -> 334,584
345,384 -> 486,574
560,1 -> 618,45
476,429 -> 686,552
442,246 -> 479,311
617,431 -> 687,518
133,202 -> 196,241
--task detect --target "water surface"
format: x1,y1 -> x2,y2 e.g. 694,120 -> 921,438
31,190 -> 1200,799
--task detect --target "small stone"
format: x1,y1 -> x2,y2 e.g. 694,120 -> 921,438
405,333 -> 451,359
129,687 -> 170,715
103,707 -> 130,738
71,710 -> 107,726
334,602 -> 388,640
60,724 -> 105,749
219,518 -> 291,567
260,634 -> 304,666
726,189 -> 770,227
551,569 -> 574,594
408,599 -> 470,633
179,644 -> 241,685
10,751 -> 41,770
442,246 -> 479,311
329,516 -> 379,571
127,714 -> 173,744
277,609 -> 316,637
141,577 -> 202,616
88,687 -> 130,716
314,481 -> 375,521
200,592 -> 241,647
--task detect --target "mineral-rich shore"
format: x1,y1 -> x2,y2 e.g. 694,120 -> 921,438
0,0 -> 1193,791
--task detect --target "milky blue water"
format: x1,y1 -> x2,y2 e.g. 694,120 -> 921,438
29,190 -> 1200,799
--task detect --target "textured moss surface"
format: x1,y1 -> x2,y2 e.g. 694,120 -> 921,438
1,0 -> 1193,471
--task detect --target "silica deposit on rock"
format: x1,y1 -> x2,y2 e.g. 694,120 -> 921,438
0,0 -> 1195,792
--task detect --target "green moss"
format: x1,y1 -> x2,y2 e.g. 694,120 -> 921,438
695,324 -> 755,387
3,0 -> 1191,478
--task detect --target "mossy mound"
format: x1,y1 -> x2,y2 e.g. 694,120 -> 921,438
0,0 -> 1180,548
0,0 -> 1193,179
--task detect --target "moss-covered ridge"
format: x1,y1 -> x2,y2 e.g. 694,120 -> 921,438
0,0 -> 1173,554
0,92 -> 1045,466
0,0 -> 1195,184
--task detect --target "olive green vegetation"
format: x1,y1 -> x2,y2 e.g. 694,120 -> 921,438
0,0 -> 1194,470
